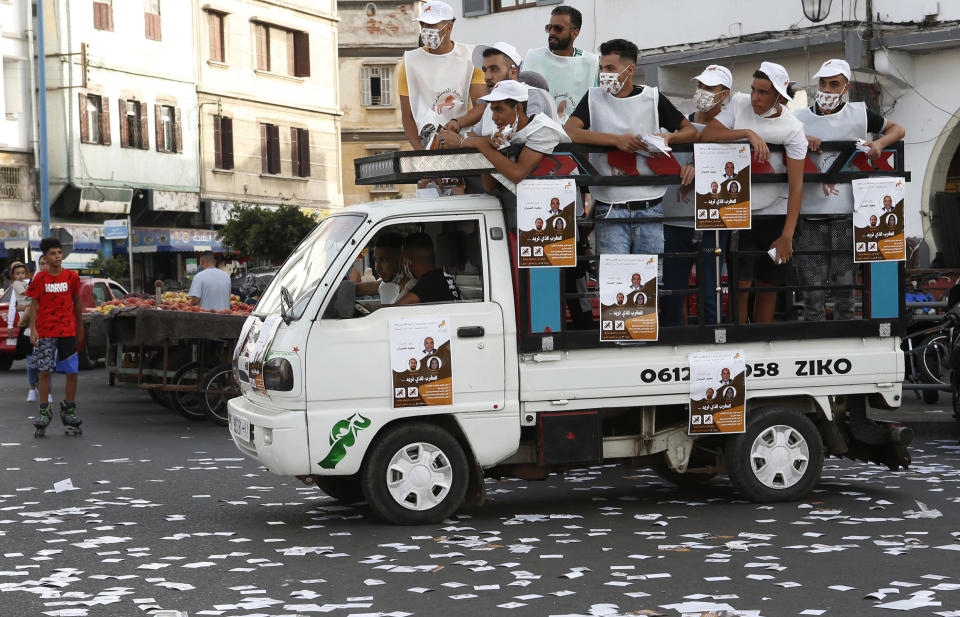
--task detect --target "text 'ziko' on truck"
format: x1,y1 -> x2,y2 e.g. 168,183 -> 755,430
227,143 -> 912,525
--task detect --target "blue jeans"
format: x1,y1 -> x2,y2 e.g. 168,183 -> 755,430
662,226 -> 729,326
594,202 -> 664,256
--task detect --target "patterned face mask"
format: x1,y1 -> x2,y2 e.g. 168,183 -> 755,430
693,88 -> 723,112
421,25 -> 448,50
815,89 -> 843,112
599,67 -> 629,96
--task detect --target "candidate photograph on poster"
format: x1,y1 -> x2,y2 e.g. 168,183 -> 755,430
689,350 -> 746,435
517,178 -> 578,268
599,254 -> 658,341
852,177 -> 906,263
389,318 -> 453,408
694,143 -> 751,230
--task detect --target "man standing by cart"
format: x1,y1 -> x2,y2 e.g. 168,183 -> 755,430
189,252 -> 231,312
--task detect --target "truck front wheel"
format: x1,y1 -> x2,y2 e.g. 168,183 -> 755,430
725,407 -> 824,502
362,423 -> 469,525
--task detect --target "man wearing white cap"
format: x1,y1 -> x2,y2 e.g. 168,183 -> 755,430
701,61 -> 807,324
398,1 -> 485,150
437,42 -> 558,146
565,39 -> 698,260
793,58 -> 905,321
661,64 -> 734,326
520,5 -> 598,124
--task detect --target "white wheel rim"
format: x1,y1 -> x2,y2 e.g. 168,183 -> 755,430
385,442 -> 453,511
748,424 -> 810,490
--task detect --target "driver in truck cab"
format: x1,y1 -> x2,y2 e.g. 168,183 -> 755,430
355,233 -> 416,305
395,233 -> 462,305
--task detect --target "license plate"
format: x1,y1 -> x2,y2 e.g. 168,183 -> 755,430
6,338 -> 16,346
230,414 -> 251,444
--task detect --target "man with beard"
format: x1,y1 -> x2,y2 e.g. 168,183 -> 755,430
356,233 -> 415,305
520,5 -> 598,124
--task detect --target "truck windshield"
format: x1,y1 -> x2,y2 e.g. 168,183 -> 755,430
255,213 -> 364,320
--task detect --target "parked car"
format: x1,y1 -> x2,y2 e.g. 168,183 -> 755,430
0,277 -> 128,370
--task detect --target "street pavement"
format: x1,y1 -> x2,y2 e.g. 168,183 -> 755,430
1,361 -> 959,617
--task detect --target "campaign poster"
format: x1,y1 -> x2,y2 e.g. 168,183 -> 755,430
852,177 -> 906,263
389,318 -> 453,408
599,254 -> 658,342
517,178 -> 577,268
694,143 -> 751,230
688,350 -> 746,435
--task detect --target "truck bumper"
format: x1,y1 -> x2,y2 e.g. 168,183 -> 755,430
227,396 -> 310,476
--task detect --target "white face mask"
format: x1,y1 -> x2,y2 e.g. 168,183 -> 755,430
421,25 -> 447,50
693,88 -> 723,112
493,109 -> 520,148
815,89 -> 844,112
599,67 -> 629,96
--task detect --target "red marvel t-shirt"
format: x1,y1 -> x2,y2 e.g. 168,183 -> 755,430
25,269 -> 80,338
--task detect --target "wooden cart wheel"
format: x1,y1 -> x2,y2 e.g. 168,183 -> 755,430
171,361 -> 208,421
200,364 -> 239,426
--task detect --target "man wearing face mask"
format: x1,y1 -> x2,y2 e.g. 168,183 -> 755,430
520,6 -> 598,124
793,59 -> 905,322
398,1 -> 485,150
356,233 -> 416,305
565,39 -> 698,260
661,64 -> 733,326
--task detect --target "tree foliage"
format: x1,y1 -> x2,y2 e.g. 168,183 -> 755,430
90,252 -> 129,280
216,204 -> 317,264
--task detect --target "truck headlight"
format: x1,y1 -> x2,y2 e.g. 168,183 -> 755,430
262,356 -> 294,391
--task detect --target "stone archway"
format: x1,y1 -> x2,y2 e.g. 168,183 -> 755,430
920,108 -> 960,260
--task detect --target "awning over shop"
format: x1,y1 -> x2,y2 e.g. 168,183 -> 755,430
113,226 -> 225,253
0,220 -> 103,252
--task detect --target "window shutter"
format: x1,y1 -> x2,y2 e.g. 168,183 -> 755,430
78,93 -> 89,142
294,32 -> 310,77
255,23 -> 268,71
299,130 -> 310,177
462,0 -> 490,17
286,31 -> 295,76
174,108 -> 182,153
155,104 -> 164,151
101,96 -> 111,144
139,102 -> 150,149
222,117 -> 234,169
213,115 -> 222,168
360,67 -> 370,106
382,66 -> 392,106
93,3 -> 101,30
108,3 -> 114,31
290,127 -> 299,176
260,123 -> 268,173
119,98 -> 128,147
269,125 -> 280,174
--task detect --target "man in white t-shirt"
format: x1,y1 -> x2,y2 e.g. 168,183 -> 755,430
520,5 -> 598,124
188,252 -> 231,311
398,1 -> 485,150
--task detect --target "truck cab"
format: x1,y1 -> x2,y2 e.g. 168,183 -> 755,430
228,144 -> 912,524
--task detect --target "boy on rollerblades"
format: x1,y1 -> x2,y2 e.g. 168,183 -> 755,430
26,237 -> 84,437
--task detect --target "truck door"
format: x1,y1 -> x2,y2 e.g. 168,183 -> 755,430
303,214 -> 506,475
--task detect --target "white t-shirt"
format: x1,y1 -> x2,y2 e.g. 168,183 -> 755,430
188,266 -> 232,311
521,47 -> 599,123
714,93 -> 807,160
475,87 -> 558,137
508,113 -> 570,154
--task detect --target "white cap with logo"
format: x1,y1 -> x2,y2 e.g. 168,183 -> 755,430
692,65 -> 733,89
812,58 -> 852,81
759,61 -> 793,101
479,80 -> 529,103
472,42 -> 523,70
413,1 -> 454,24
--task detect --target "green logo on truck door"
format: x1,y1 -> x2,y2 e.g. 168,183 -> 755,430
318,412 -> 372,469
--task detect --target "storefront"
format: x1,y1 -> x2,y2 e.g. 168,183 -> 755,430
111,226 -> 227,293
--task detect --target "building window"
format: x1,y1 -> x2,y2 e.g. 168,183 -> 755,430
369,149 -> 398,193
291,128 -> 310,177
260,123 -> 281,174
119,99 -> 148,149
361,65 -> 393,107
93,0 -> 114,31
493,0 -> 537,11
0,167 -> 22,200
207,10 -> 225,62
144,0 -> 161,41
214,116 -> 234,170
254,22 -> 310,77
155,104 -> 181,153
79,93 -> 110,145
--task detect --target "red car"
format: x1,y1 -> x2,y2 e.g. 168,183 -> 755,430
0,277 -> 128,371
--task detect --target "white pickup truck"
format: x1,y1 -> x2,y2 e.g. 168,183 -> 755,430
227,146 -> 912,525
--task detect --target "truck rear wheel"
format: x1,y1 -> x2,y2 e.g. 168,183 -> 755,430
361,423 -> 468,525
725,407 -> 823,502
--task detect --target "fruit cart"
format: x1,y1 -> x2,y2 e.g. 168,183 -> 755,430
93,297 -> 252,425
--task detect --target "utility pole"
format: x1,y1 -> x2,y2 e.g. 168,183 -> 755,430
36,0 -> 51,237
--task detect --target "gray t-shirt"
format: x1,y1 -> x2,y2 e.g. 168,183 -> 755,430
188,266 -> 232,311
